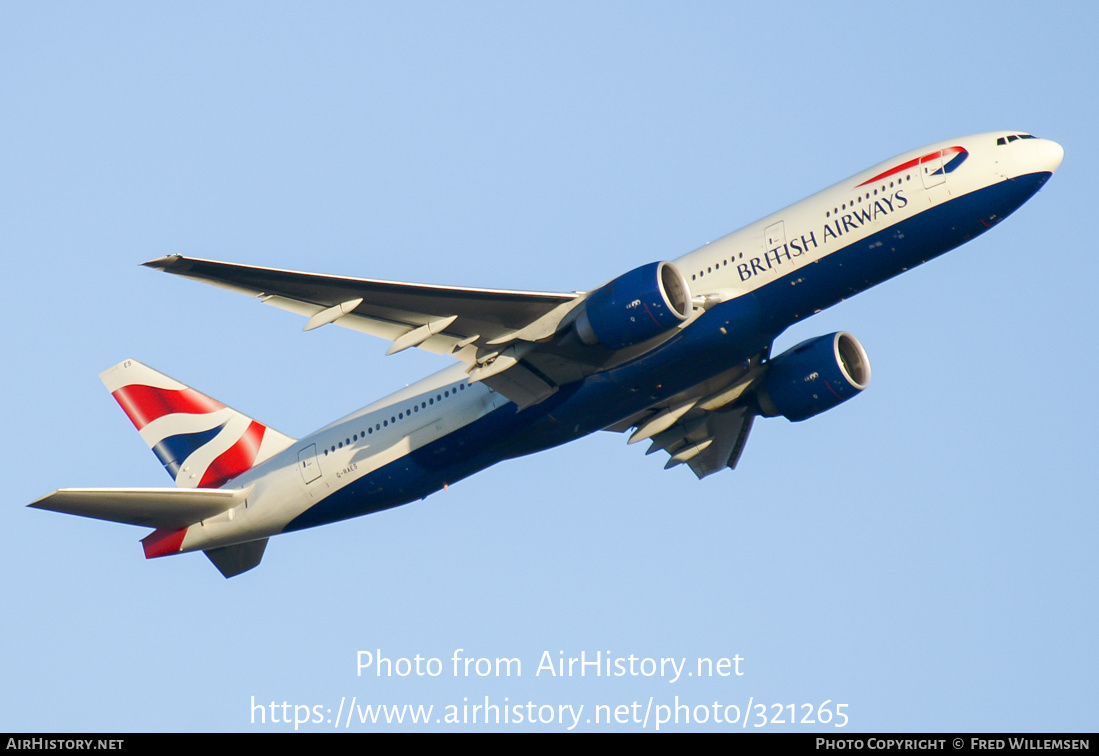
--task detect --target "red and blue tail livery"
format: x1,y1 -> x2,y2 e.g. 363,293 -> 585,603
30,131 -> 1063,577
101,360 -> 294,489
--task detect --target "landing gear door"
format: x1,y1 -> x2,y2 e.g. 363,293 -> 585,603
298,444 -> 322,485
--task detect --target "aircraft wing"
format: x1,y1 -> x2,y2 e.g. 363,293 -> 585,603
604,346 -> 769,478
145,255 -> 586,407
650,406 -> 755,478
144,255 -> 581,357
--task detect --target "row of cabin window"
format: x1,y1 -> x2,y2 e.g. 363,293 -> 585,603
688,174 -> 914,282
323,383 -> 468,455
826,175 -> 912,219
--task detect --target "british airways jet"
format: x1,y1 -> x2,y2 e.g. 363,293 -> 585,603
31,131 -> 1063,577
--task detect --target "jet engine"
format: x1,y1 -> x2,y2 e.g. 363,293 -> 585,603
757,332 -> 871,421
575,261 -> 692,350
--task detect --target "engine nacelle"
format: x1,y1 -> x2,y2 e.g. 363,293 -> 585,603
757,332 -> 871,422
575,261 -> 691,350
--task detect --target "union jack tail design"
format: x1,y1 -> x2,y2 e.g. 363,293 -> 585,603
100,360 -> 296,488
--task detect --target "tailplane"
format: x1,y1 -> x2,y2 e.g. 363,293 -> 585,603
28,486 -> 268,577
100,359 -> 295,488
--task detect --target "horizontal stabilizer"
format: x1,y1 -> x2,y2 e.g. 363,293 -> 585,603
204,539 -> 268,578
29,486 -> 251,530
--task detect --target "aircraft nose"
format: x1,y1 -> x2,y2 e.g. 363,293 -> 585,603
1037,138 -> 1064,174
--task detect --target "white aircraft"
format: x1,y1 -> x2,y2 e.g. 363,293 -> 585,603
31,131 -> 1063,577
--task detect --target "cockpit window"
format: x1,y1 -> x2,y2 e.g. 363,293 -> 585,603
997,133 -> 1037,146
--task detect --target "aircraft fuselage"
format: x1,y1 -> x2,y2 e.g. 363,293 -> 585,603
186,131 -> 1061,550
31,131 -> 1063,576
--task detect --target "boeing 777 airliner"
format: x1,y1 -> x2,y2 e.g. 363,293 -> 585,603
31,131 -> 1063,577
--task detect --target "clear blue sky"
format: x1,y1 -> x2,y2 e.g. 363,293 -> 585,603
3,1 -> 1095,732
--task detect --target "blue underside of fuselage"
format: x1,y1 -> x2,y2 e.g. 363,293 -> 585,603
283,171 -> 1051,533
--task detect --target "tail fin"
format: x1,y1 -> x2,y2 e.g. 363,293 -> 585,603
101,359 -> 295,488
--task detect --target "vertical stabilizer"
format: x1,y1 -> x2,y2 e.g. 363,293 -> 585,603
101,360 -> 295,488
